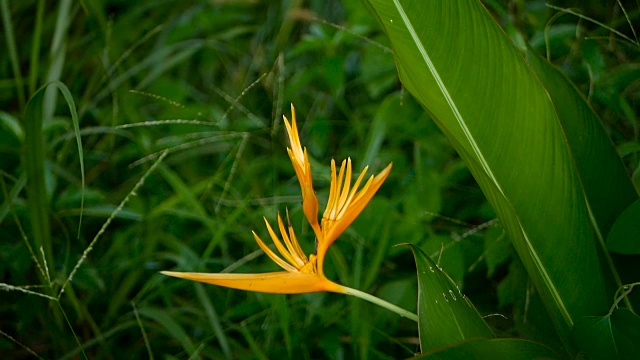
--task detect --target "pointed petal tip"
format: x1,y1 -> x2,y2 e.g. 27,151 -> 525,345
161,270 -> 345,294
377,162 -> 393,178
160,270 -> 186,279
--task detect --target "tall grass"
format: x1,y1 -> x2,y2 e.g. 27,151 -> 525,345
1,0 -> 638,358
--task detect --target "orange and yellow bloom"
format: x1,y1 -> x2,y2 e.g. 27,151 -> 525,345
162,104 -> 392,295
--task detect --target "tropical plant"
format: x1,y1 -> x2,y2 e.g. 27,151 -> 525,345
363,1 -> 640,358
1,0 -> 639,359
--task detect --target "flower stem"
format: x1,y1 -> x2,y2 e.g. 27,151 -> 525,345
340,285 -> 418,322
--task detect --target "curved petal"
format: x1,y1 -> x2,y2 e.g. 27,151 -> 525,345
264,216 -> 301,269
161,271 -> 346,294
284,105 -> 321,237
252,230 -> 298,273
319,163 -> 393,260
283,104 -> 305,170
281,211 -> 309,267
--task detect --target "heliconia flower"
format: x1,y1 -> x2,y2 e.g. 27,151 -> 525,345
162,104 -> 392,295
282,104 -> 392,275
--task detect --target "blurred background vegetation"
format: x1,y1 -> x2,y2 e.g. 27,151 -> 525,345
1,0 -> 638,358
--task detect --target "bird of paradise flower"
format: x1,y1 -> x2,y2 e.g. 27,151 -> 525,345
162,105 -> 417,321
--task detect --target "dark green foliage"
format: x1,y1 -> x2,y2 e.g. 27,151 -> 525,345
0,0 -> 638,358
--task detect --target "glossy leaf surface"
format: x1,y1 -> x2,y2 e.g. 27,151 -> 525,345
409,244 -> 493,352
364,1 -> 624,352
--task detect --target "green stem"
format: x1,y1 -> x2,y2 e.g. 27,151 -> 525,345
341,285 -> 418,322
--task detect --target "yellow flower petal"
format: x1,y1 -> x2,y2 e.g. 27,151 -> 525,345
264,216 -> 300,268
280,210 -> 309,267
284,104 -> 321,238
252,230 -> 298,273
283,104 -> 305,171
317,162 -> 392,269
161,271 -> 346,294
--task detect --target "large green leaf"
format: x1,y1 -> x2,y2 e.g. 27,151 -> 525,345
408,244 -> 494,353
364,0 -> 617,352
524,48 -> 639,252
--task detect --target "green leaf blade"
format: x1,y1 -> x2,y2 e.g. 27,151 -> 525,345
24,85 -> 53,275
365,0 -> 614,352
23,81 -> 85,280
408,244 -> 494,352
525,47 -> 639,242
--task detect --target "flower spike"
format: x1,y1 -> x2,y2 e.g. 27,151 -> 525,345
162,104 -> 392,297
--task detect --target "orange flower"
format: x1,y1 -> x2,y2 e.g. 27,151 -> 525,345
317,158 -> 391,273
162,104 -> 392,295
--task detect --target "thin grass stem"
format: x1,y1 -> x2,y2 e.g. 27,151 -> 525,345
57,302 -> 89,360
132,302 -> 154,360
340,285 -> 418,322
1,174 -> 49,281
57,150 -> 169,299
1,0 -> 26,109
546,4 -> 639,46
0,329 -> 44,360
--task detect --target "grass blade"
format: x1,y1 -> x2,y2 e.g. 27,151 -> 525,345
24,81 -> 86,284
29,0 -> 45,95
0,0 -> 26,109
44,0 -> 73,121
24,84 -> 54,279
194,283 -> 232,359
